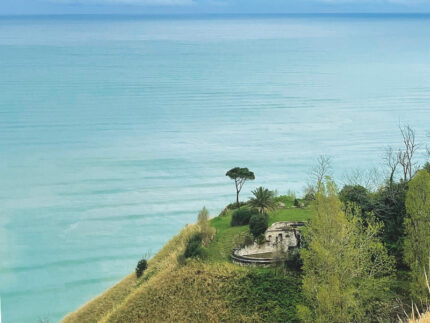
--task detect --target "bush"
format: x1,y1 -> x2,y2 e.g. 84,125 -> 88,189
197,207 -> 216,245
220,202 -> 247,216
135,258 -> 148,278
249,213 -> 268,238
184,232 -> 208,259
230,208 -> 258,226
197,207 -> 209,223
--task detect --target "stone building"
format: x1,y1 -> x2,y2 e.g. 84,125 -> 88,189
231,221 -> 305,266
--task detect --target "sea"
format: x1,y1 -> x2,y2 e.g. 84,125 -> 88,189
0,14 -> 429,322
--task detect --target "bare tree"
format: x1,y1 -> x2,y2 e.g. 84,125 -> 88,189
398,124 -> 418,181
311,155 -> 332,188
384,146 -> 400,185
343,168 -> 362,187
342,167 -> 383,192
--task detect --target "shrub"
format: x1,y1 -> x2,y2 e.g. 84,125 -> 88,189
135,258 -> 148,278
184,232 -> 208,259
249,213 -> 268,238
197,207 -> 216,245
197,207 -> 209,223
230,208 -> 258,226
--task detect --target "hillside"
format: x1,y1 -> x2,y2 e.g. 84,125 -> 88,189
62,198 -> 312,322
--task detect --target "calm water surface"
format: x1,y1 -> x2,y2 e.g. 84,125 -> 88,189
0,14 -> 430,322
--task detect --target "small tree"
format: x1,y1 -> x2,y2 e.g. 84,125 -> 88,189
249,213 -> 268,238
226,167 -> 255,207
248,186 -> 276,215
183,232 -> 208,259
310,155 -> 332,189
339,184 -> 372,219
398,124 -> 418,181
135,258 -> 148,278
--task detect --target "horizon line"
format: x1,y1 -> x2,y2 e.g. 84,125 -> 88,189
2,12 -> 430,17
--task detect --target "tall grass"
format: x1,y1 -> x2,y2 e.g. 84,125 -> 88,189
405,264 -> 430,323
62,223 -> 200,323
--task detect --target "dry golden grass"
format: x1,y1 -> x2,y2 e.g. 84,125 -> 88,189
409,312 -> 430,323
61,223 -> 200,323
101,262 -> 255,323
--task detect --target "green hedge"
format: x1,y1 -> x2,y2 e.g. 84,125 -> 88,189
230,208 -> 258,226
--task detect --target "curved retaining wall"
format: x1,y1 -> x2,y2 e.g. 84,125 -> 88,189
230,249 -> 285,267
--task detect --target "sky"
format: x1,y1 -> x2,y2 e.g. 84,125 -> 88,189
1,0 -> 430,16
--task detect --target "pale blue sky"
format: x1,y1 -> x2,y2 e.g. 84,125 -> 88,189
1,0 -> 430,15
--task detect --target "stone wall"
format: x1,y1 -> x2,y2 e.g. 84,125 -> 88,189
232,222 -> 305,266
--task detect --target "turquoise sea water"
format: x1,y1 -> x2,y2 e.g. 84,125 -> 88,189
0,14 -> 430,322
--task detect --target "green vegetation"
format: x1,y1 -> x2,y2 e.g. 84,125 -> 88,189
298,178 -> 395,323
224,269 -> 303,322
226,167 -> 255,207
135,259 -> 148,278
248,186 -> 276,215
404,170 -> 430,303
230,207 -> 258,226
183,232 -> 208,259
249,213 -> 268,238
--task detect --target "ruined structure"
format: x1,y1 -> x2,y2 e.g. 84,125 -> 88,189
231,221 -> 305,266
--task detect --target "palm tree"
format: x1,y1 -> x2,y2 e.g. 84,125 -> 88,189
248,186 -> 276,215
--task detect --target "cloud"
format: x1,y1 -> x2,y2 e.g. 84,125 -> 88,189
43,0 -> 195,5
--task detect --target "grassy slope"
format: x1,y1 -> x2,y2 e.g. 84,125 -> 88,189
62,200 -> 312,323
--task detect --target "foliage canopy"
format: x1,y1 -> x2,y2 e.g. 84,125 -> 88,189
404,170 -> 430,303
249,213 -> 268,238
226,167 -> 255,207
248,186 -> 276,215
299,178 -> 394,323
